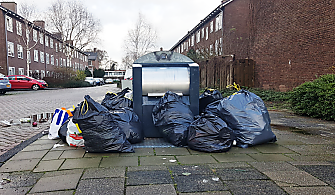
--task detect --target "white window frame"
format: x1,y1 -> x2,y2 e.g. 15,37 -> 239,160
191,35 -> 194,46
45,36 -> 49,47
196,30 -> 200,43
50,39 -> 53,48
206,27 -> 209,40
210,21 -> 214,33
18,68 -> 24,75
60,58 -> 63,66
7,41 -> 14,57
41,70 -> 45,79
40,51 -> 44,63
216,12 -> 223,31
46,53 -> 49,64
6,16 -> 13,32
51,55 -> 54,65
215,40 -> 218,54
55,42 -> 58,52
16,21 -> 22,36
9,67 -> 15,75
27,51 -> 31,63
39,33 -> 44,44
33,29 -> 38,42
56,59 -> 58,66
210,44 -> 213,55
34,50 -> 38,62
63,59 -> 66,66
202,28 -> 204,39
17,44 -> 23,59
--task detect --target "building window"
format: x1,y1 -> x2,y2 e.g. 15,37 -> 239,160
196,30 -> 201,43
7,41 -> 14,57
51,55 -> 54,65
34,50 -> 38,62
60,58 -> 63,66
39,33 -> 44,44
56,59 -> 58,66
46,53 -> 49,64
26,29 -> 30,41
210,44 -> 213,55
33,29 -> 38,42
16,21 -> 22,36
6,16 -> 13,32
202,28 -> 204,39
206,27 -> 209,40
215,40 -> 218,54
17,44 -> 23,59
41,70 -> 45,79
35,70 -> 39,78
27,51 -> 31,63
50,39 -> 53,48
55,42 -> 58,52
40,51 -> 44,63
59,43 -> 62,52
210,21 -> 214,33
9,67 -> 15,75
219,38 -> 222,55
63,59 -> 66,66
18,68 -> 24,75
45,36 -> 49,47
215,12 -> 223,31
191,35 -> 194,46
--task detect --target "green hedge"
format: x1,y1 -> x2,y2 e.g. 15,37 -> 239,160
290,74 -> 335,121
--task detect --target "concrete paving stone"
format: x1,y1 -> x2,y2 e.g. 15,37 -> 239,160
298,136 -> 331,145
248,153 -> 293,161
285,154 -> 335,161
282,186 -> 335,195
174,174 -> 226,193
249,162 -> 301,172
177,155 -> 218,164
84,152 -> 119,158
119,148 -> 154,157
33,159 -> 65,172
215,167 -> 268,180
126,170 -> 173,186
81,167 -> 125,179
155,147 -> 190,155
50,145 -> 79,151
208,162 -> 250,169
275,138 -> 305,145
28,190 -> 75,195
211,154 -> 256,163
140,156 -> 178,166
0,187 -> 31,195
179,192 -> 231,195
253,144 -> 295,154
227,146 -> 259,154
284,145 -> 333,155
76,178 -> 124,195
187,149 -> 216,155
59,149 -> 85,159
127,165 -> 168,172
297,165 -> 335,187
60,158 -> 101,170
30,138 -> 60,145
42,169 -> 84,178
225,180 -> 286,195
288,161 -> 333,166
22,143 -> 55,152
263,171 -> 328,187
126,184 -> 177,195
10,150 -> 49,161
0,159 -> 40,172
100,156 -> 138,167
30,173 -> 82,193
168,165 -> 214,176
42,151 -> 64,160
0,172 -> 43,189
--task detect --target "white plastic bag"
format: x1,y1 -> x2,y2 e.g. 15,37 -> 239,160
48,108 -> 72,139
66,118 -> 84,147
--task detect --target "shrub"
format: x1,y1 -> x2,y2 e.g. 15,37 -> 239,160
290,74 -> 335,121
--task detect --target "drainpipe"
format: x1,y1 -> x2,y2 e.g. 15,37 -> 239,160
4,11 -> 9,75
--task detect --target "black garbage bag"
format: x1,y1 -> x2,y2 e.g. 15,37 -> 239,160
199,89 -> 223,113
152,91 -> 194,146
72,95 -> 134,153
58,118 -> 70,143
188,114 -> 233,153
101,88 -> 133,110
110,108 -> 144,144
205,89 -> 277,148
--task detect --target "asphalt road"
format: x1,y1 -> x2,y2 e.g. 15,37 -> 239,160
0,84 -> 120,122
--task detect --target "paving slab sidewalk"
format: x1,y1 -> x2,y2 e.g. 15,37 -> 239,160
0,110 -> 334,194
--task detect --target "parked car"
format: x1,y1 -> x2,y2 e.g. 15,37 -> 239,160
94,78 -> 101,86
0,75 -> 11,94
85,77 -> 96,86
105,79 -> 114,84
7,75 -> 48,90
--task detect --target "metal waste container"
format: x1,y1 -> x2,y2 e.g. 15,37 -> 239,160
132,51 -> 199,137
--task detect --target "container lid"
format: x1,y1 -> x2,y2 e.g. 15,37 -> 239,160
134,51 -> 194,64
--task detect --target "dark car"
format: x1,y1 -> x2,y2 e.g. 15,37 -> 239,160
8,75 -> 48,90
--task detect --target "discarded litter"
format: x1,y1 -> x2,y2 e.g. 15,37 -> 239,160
212,177 -> 220,181
0,120 -> 11,127
169,159 -> 177,163
20,118 -> 31,123
202,179 -> 209,183
53,144 -> 64,149
182,172 -> 191,176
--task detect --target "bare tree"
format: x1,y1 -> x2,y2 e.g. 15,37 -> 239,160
46,0 -> 101,66
122,13 -> 158,67
17,2 -> 40,76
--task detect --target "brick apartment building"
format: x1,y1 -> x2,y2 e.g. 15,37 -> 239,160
0,2 -> 88,78
171,0 -> 335,91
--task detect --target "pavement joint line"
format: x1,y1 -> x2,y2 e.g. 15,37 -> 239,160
0,130 -> 45,164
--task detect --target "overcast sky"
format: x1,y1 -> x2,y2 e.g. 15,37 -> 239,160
10,0 -> 222,64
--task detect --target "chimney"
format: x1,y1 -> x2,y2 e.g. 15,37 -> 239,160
33,20 -> 45,29
1,2 -> 17,13
94,48 -> 97,52
66,40 -> 73,46
160,47 -> 163,51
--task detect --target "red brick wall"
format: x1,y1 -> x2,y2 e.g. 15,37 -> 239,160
250,0 -> 335,91
0,11 -> 7,75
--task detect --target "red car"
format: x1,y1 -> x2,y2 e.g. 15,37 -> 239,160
8,75 -> 48,90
